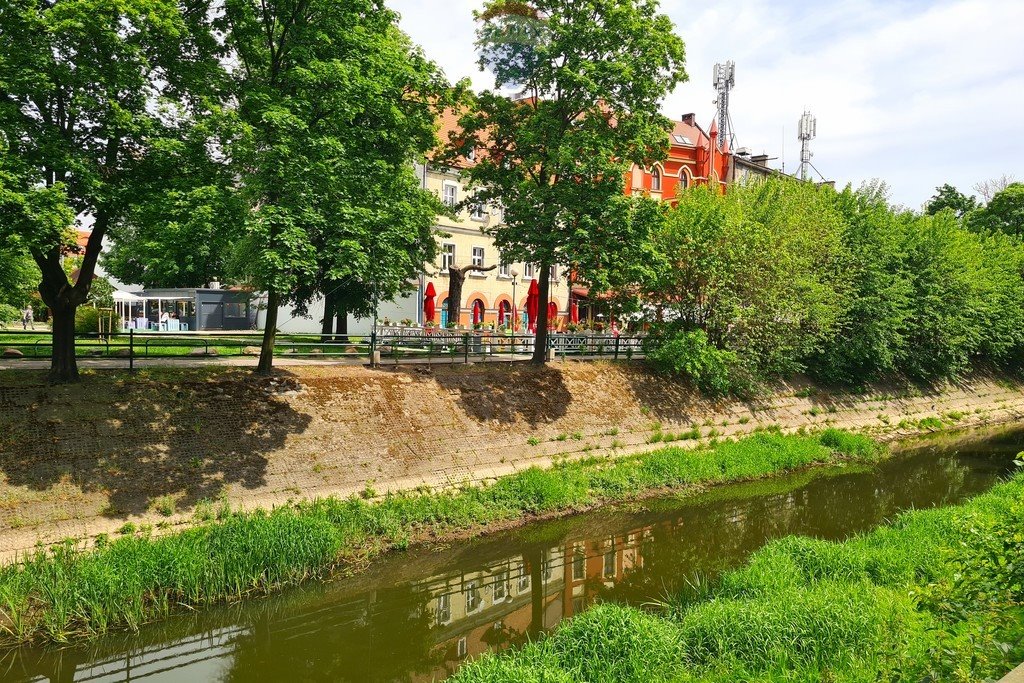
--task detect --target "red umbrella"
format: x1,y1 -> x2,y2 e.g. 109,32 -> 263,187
547,301 -> 558,328
570,295 -> 579,323
526,279 -> 539,333
423,282 -> 436,323
473,299 -> 484,325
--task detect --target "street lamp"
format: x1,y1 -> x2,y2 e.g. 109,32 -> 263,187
510,269 -> 519,331
510,268 -> 519,364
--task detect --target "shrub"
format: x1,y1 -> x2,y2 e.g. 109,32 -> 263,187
645,329 -> 742,396
0,303 -> 22,326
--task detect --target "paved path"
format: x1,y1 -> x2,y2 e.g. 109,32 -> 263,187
1002,663 -> 1024,683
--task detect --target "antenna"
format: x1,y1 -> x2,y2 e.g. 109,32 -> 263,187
797,110 -> 816,181
712,60 -> 736,151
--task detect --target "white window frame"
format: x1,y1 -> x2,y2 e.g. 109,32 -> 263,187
517,562 -> 531,592
523,263 -> 535,279
498,261 -> 510,278
549,264 -> 558,281
651,166 -> 662,191
572,546 -> 586,581
465,581 -> 482,613
471,201 -> 487,221
442,182 -> 458,208
436,593 -> 452,625
493,570 -> 508,601
441,243 -> 456,272
472,246 -> 485,268
457,636 -> 468,658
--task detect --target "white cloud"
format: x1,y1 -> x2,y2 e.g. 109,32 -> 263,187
388,0 -> 1024,208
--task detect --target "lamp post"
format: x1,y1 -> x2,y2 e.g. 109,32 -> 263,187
510,268 -> 519,362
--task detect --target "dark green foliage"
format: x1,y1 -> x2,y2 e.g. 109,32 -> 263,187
970,182 -> 1024,237
924,183 -> 977,218
452,475 -> 1024,683
645,329 -> 741,395
0,430 -> 876,643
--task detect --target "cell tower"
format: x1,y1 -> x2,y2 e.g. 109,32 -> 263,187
712,61 -> 735,151
798,110 -> 816,181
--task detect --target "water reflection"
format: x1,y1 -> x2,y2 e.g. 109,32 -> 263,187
5,429 -> 1020,683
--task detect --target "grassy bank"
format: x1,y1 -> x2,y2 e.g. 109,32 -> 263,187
0,429 -> 880,644
452,471 -> 1024,683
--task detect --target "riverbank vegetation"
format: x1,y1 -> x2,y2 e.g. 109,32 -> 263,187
453,470 -> 1024,683
641,179 -> 1024,393
0,429 -> 880,643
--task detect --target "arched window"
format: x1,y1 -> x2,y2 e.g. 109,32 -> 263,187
651,167 -> 662,191
440,298 -> 450,327
472,299 -> 485,325
498,300 -> 512,326
679,169 -> 689,190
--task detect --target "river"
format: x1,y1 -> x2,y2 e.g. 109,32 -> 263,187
4,427 -> 1022,682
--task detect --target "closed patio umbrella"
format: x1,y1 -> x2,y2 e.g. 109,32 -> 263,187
570,295 -> 579,323
547,301 -> 557,327
423,282 -> 436,323
526,279 -> 539,333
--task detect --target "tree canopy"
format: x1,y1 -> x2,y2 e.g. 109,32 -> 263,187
924,183 -> 977,218
218,0 -> 449,373
453,0 -> 687,362
0,0 -> 221,381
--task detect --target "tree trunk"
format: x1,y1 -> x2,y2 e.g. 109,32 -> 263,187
320,290 -> 336,343
447,267 -> 466,327
531,262 -> 551,364
257,288 -> 279,375
335,303 -> 347,338
527,548 -> 545,636
48,300 -> 78,384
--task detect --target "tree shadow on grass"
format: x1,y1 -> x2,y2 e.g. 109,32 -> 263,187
0,369 -> 313,517
399,363 -> 572,427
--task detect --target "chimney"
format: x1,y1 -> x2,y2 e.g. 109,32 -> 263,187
681,113 -> 695,126
750,154 -> 769,168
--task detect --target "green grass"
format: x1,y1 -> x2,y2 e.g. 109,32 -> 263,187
0,431 -> 885,644
452,472 -> 1024,683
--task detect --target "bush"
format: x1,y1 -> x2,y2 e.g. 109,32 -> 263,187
0,303 -> 21,326
74,307 -> 105,334
645,329 -> 743,396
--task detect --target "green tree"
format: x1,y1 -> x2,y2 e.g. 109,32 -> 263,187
0,0 -> 221,382
924,183 -> 977,218
643,180 -> 848,381
970,183 -> 1024,237
0,244 -> 41,309
453,0 -> 687,363
103,115 -> 245,288
219,0 -> 448,374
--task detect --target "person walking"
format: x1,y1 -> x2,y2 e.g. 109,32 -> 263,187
22,306 -> 34,330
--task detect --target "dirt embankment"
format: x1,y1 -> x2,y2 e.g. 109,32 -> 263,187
2,362 -> 1023,558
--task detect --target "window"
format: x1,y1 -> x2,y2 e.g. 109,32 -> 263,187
679,169 -> 689,190
223,302 -> 246,318
493,571 -> 508,601
523,263 -> 535,279
472,246 -> 485,268
651,167 -> 662,191
442,183 -> 458,207
572,546 -> 586,581
471,202 -> 487,220
517,562 -> 531,592
672,134 -> 693,145
467,147 -> 477,161
498,261 -> 510,278
457,637 -> 468,658
604,540 -> 616,578
442,243 -> 456,272
465,581 -> 482,613
543,558 -> 553,582
549,264 -> 558,281
436,593 -> 452,625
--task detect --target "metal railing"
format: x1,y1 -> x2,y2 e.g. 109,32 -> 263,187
0,327 -> 645,368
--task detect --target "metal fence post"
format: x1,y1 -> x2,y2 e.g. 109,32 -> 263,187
614,336 -> 620,360
463,333 -> 470,364
129,328 -> 135,373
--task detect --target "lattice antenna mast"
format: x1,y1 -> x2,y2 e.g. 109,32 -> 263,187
712,61 -> 735,151
798,110 -> 816,181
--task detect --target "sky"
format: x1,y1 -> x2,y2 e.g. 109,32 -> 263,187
387,0 -> 1024,209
